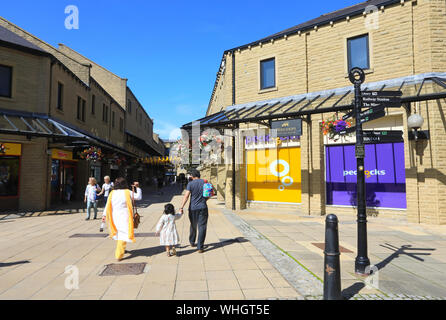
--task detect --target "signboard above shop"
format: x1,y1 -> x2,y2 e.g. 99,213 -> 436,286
271,119 -> 302,137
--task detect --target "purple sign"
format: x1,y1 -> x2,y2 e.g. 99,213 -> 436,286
325,143 -> 406,209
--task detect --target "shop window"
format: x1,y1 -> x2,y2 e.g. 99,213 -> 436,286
325,143 -> 406,209
260,58 -> 275,90
0,65 -> 12,98
246,147 -> 301,203
347,34 -> 370,71
0,156 -> 20,197
57,82 -> 64,110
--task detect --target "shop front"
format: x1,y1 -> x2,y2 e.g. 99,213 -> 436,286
0,142 -> 21,211
245,134 -> 301,204
50,148 -> 78,204
325,142 -> 406,209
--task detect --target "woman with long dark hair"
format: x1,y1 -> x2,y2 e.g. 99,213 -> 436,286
104,177 -> 142,261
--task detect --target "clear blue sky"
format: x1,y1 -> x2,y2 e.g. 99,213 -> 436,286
1,0 -> 360,139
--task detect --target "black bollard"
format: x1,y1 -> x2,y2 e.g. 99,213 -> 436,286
323,214 -> 342,300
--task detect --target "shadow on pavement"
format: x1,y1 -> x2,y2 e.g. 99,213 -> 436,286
176,237 -> 249,257
122,237 -> 248,260
0,260 -> 30,268
341,282 -> 365,300
375,243 -> 436,271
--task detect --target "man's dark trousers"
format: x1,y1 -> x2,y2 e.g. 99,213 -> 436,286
189,208 -> 209,250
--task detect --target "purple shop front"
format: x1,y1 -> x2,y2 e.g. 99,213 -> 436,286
325,143 -> 406,209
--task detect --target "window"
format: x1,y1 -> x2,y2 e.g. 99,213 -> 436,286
0,156 -> 20,197
82,99 -> 86,122
102,104 -> 108,123
260,58 -> 275,90
77,97 -> 86,122
57,82 -> 64,110
91,95 -> 96,115
77,97 -> 82,120
0,65 -> 12,98
112,111 -> 115,128
127,99 -> 132,114
347,34 -> 370,71
119,118 -> 124,133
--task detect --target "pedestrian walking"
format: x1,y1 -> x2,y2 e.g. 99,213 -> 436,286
65,175 -> 74,201
179,169 -> 209,253
84,177 -> 101,220
104,177 -> 142,261
98,176 -> 114,207
155,203 -> 183,257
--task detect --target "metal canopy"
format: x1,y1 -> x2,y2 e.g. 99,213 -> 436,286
0,110 -> 136,157
182,72 -> 446,129
125,130 -> 163,157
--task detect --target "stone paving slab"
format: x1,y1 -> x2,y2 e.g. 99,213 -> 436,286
0,186 -> 303,300
229,203 -> 446,300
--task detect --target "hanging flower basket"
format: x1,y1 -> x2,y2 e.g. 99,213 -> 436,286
322,117 -> 353,141
0,143 -> 6,154
199,131 -> 223,150
79,147 -> 103,162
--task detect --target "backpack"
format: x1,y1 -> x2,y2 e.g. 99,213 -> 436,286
203,180 -> 215,198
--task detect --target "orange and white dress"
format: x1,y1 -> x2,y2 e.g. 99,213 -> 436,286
105,189 -> 142,243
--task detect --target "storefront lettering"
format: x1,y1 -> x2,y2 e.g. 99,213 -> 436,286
343,169 -> 386,179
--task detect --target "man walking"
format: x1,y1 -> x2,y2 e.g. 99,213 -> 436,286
179,170 -> 208,253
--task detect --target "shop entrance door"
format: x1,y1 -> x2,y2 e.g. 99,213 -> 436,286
61,162 -> 77,202
51,160 -> 77,204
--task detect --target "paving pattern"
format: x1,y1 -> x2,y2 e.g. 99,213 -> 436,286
1,186 -> 445,300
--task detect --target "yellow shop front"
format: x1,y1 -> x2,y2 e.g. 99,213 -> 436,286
245,134 -> 301,205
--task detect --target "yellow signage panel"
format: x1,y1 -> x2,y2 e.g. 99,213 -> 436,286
51,149 -> 74,161
0,143 -> 22,156
247,147 -> 301,203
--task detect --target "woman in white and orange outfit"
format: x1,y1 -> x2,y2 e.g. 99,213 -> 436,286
104,177 -> 142,261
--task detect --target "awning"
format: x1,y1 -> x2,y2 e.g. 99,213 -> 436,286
182,72 -> 446,129
125,130 -> 163,157
0,109 -> 137,158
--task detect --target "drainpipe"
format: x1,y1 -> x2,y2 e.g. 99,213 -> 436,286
45,59 -> 55,209
232,51 -> 236,106
232,124 -> 238,211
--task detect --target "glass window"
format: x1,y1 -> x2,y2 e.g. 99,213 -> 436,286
91,95 -> 95,115
0,157 -> 20,197
119,118 -> 124,132
347,34 -> 370,71
57,82 -> 64,110
77,96 -> 82,120
112,111 -> 115,128
0,65 -> 12,98
82,99 -> 86,122
127,99 -> 132,114
260,58 -> 276,90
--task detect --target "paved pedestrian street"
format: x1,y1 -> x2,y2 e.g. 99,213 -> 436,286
0,186 -> 445,300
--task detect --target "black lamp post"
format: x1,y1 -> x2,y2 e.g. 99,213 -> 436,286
348,67 -> 371,275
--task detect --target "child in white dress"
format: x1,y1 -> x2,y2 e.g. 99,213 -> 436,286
155,203 -> 183,257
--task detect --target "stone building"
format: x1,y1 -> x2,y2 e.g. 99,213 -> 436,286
0,18 -> 164,211
184,0 -> 446,224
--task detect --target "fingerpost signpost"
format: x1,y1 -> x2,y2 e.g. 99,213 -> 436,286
346,67 -> 402,274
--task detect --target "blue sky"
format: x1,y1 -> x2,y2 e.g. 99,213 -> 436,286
1,0 -> 360,139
